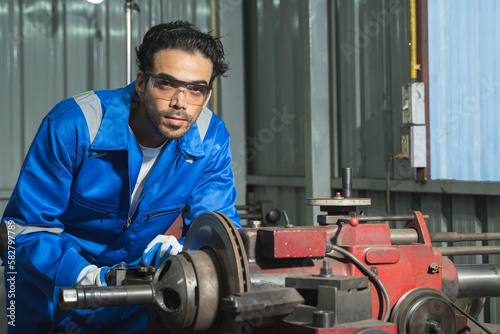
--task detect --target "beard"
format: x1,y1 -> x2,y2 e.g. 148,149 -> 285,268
143,97 -> 195,140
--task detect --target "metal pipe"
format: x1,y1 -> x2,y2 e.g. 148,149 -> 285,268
125,0 -> 132,84
430,232 -> 500,242
341,214 -> 429,222
435,246 -> 500,256
456,264 -> 500,298
390,230 -> 500,245
59,284 -> 153,310
410,0 -> 418,79
210,0 -> 219,114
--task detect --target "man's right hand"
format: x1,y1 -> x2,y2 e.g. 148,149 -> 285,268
77,265 -> 110,286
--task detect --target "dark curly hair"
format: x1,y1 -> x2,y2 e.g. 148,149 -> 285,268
135,21 -> 228,85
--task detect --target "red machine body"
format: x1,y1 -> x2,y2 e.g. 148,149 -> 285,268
242,212 -> 443,319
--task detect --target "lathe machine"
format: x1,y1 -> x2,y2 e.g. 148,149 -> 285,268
59,174 -> 500,333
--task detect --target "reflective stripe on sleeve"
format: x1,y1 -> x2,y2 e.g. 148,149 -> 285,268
0,219 -> 63,254
73,91 -> 103,144
197,108 -> 212,143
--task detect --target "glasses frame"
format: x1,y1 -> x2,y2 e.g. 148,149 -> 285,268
145,71 -> 213,106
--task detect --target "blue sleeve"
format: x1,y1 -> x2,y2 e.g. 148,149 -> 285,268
184,135 -> 241,229
2,117 -> 90,289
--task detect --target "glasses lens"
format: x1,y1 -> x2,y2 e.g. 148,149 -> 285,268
149,76 -> 209,106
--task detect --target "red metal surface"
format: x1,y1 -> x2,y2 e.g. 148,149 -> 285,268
346,212 -> 443,318
334,224 -> 392,246
276,319 -> 398,333
349,243 -> 442,319
258,227 -> 327,258
365,248 -> 400,264
405,211 -> 432,245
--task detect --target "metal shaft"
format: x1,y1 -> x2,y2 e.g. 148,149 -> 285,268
390,229 -> 419,245
355,214 -> 429,222
456,264 -> 500,298
435,246 -> 500,256
59,284 -> 153,310
430,232 -> 500,242
390,230 -> 500,247
342,167 -> 352,198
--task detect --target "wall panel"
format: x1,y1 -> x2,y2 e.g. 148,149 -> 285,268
428,0 -> 500,181
336,0 -> 410,179
0,0 -> 23,194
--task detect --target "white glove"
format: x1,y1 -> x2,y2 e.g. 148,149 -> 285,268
76,265 -> 109,286
141,235 -> 183,267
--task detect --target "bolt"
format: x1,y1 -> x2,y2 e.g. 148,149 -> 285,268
427,321 -> 442,333
250,220 -> 261,228
320,260 -> 333,277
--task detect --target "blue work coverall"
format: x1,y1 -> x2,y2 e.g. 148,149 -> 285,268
1,82 -> 240,333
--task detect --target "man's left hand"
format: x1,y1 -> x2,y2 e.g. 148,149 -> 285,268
141,235 -> 183,267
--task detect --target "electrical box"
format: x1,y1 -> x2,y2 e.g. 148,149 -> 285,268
400,126 -> 426,168
402,82 -> 425,125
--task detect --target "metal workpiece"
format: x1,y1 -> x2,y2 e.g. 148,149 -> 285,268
456,264 -> 500,298
151,254 -> 198,331
150,250 -> 222,332
58,284 -> 153,310
183,212 -> 251,295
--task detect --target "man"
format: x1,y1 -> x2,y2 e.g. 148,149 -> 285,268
1,21 -> 240,333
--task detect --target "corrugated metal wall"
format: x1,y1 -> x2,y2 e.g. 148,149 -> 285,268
244,0 -> 500,324
244,0 -> 310,224
428,0 -> 500,181
244,0 -> 412,228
